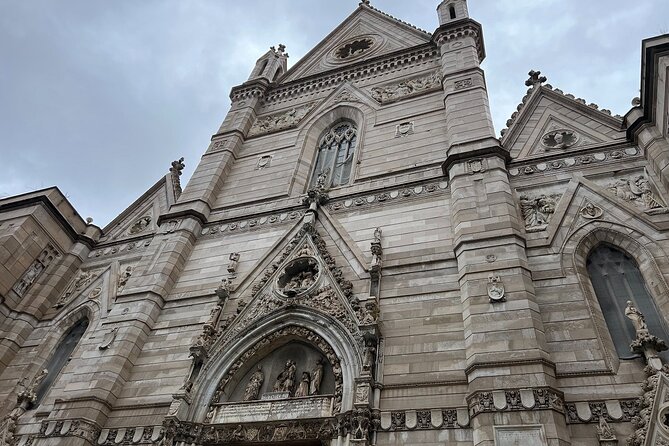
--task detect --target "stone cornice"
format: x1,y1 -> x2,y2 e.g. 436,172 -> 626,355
432,19 -> 485,61
262,44 -> 439,105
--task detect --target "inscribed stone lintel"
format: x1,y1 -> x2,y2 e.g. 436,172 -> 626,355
494,425 -> 547,446
213,396 -> 333,423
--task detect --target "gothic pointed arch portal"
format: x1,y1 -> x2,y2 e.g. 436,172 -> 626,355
162,222 -> 381,445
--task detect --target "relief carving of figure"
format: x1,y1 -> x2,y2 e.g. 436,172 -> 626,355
625,300 -> 647,334
272,360 -> 297,394
371,72 -> 440,103
282,271 -> 316,297
13,261 -> 45,296
248,103 -> 315,137
117,266 -> 133,291
242,365 -> 264,401
227,252 -> 240,274
128,216 -> 151,234
309,358 -> 324,395
294,372 -> 311,397
362,340 -> 377,374
519,193 -> 560,231
56,270 -> 98,306
16,369 -> 48,407
608,176 -> 663,210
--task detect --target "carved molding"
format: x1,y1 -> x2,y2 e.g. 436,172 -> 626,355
379,408 -> 469,431
38,418 -> 101,443
328,181 -> 448,213
564,399 -> 639,425
508,147 -> 640,177
201,210 -> 305,237
468,388 -> 564,417
89,237 -> 153,259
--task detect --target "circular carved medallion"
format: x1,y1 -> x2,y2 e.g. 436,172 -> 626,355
276,257 -> 320,298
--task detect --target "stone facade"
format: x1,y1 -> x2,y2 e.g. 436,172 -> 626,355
2,2 -> 669,445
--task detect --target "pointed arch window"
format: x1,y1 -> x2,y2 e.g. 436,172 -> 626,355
34,317 -> 89,406
309,121 -> 357,189
587,244 -> 669,361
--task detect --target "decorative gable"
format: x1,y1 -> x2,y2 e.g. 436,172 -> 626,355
501,82 -> 625,161
282,5 -> 431,83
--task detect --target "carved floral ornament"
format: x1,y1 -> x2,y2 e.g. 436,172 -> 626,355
333,36 -> 376,60
541,129 -> 579,149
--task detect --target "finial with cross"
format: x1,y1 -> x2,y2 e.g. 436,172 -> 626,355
525,70 -> 547,88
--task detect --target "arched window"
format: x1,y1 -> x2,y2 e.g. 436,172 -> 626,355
449,5 -> 457,19
587,244 -> 669,361
309,121 -> 357,189
34,318 -> 89,406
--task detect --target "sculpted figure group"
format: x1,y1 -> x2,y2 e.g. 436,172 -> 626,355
242,357 -> 325,401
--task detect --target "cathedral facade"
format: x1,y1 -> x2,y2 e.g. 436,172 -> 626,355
2,1 -> 669,445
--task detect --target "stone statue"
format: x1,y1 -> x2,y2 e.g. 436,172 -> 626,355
243,365 -> 264,401
596,416 -> 616,441
519,193 -> 560,231
118,266 -> 133,291
17,368 -> 48,406
14,261 -> 45,296
294,372 -> 310,397
272,360 -> 296,393
363,341 -> 376,374
227,252 -> 240,274
625,300 -> 647,333
309,358 -> 324,395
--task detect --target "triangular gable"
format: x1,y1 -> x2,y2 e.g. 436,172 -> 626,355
53,265 -> 111,309
100,174 -> 176,243
282,5 -> 431,83
501,86 -> 625,161
220,223 -> 370,350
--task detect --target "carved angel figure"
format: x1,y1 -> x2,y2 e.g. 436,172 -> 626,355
519,194 -> 559,231
272,360 -> 296,393
242,365 -> 264,401
117,266 -> 133,291
608,176 -> 663,210
625,300 -> 647,334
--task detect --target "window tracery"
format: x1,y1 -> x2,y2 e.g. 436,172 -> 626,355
310,121 -> 357,189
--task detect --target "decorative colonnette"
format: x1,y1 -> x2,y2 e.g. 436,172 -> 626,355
327,180 -> 449,214
200,210 -> 306,238
88,237 -> 153,259
508,147 -> 640,177
564,399 -> 640,424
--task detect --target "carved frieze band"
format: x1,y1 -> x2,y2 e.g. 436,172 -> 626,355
88,238 -> 153,259
36,419 -> 163,445
467,388 -> 564,417
201,210 -> 305,237
508,147 -> 640,177
327,181 -> 448,213
564,399 -> 639,424
378,408 -> 469,431
370,71 -> 441,104
248,103 -> 316,137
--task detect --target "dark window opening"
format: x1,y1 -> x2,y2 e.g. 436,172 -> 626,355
449,5 -> 456,19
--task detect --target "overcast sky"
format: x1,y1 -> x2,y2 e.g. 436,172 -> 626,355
2,1 -> 668,228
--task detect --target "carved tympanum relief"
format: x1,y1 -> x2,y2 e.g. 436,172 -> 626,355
519,193 -> 561,232
248,103 -> 316,137
607,175 -> 665,212
276,257 -> 319,297
371,71 -> 441,104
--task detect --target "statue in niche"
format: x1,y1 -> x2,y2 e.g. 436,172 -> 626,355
294,372 -> 311,397
14,261 -> 44,296
242,365 -> 264,401
625,300 -> 647,334
309,358 -> 324,395
272,360 -> 296,394
362,340 -> 376,374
